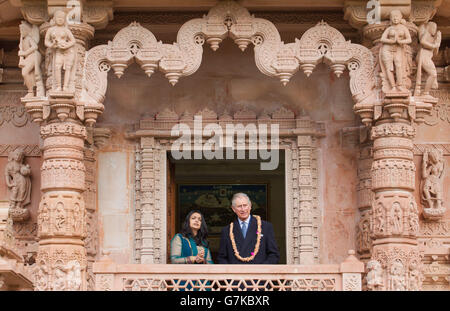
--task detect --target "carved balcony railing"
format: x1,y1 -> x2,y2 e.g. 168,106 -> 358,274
93,250 -> 364,291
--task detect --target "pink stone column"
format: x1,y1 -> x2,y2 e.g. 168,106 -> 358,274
36,120 -> 88,290
368,121 -> 422,291
22,15 -> 98,290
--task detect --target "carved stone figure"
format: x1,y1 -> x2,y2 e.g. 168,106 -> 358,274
421,148 -> 445,217
357,219 -> 371,252
44,10 -> 77,92
4,149 -> 32,221
18,21 -> 45,98
379,10 -> 412,93
66,260 -> 82,291
408,260 -> 421,291
391,202 -> 403,234
407,202 -> 419,234
53,265 -> 66,290
389,260 -> 406,290
366,260 -> 383,290
374,204 -> 385,235
415,22 -> 441,97
34,264 -> 50,291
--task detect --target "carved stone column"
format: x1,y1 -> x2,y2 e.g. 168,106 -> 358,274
286,116 -> 323,265
36,121 -> 87,291
297,135 -> 315,265
356,129 -> 374,262
136,137 -> 166,264
369,122 -> 422,291
344,0 -> 445,291
16,1 -> 112,290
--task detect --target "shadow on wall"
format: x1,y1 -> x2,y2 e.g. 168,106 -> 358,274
99,40 -> 354,125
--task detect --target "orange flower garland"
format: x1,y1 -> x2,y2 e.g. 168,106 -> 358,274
229,215 -> 262,262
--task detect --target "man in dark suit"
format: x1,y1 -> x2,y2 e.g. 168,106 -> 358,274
217,193 -> 279,264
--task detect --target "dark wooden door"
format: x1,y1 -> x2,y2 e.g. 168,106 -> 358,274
166,155 -> 176,263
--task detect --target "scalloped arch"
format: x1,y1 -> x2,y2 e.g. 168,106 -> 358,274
82,1 -> 378,117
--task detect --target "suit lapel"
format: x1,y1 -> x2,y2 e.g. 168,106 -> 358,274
233,219 -> 244,249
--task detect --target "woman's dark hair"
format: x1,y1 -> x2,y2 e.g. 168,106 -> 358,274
181,210 -> 209,248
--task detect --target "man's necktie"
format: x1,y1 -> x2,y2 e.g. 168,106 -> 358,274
241,221 -> 247,238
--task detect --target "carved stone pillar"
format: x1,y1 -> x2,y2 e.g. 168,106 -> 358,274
297,135 -> 315,265
356,130 -> 374,262
36,121 -> 87,291
32,19 -> 95,291
136,137 -> 166,264
286,116 -> 323,265
345,0 -> 445,291
16,1 -> 112,291
369,122 -> 422,290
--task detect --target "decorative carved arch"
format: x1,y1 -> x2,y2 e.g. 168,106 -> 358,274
81,1 -> 378,123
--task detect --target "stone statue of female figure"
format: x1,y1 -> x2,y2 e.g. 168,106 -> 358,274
4,149 -> 32,220
379,10 -> 412,93
415,22 -> 441,97
18,21 -> 45,98
421,148 -> 444,212
44,10 -> 77,92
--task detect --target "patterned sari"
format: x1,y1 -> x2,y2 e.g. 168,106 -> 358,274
170,233 -> 213,264
170,233 -> 213,291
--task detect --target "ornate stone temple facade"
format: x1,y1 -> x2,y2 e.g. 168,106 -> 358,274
0,0 -> 448,291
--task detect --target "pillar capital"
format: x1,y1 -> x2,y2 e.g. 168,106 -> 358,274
344,0 -> 441,44
12,0 -> 113,29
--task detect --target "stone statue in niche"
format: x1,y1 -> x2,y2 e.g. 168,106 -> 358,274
379,10 -> 412,93
421,148 -> 445,219
373,204 -> 385,235
44,10 -> 77,93
4,149 -> 31,222
357,219 -> 371,252
389,260 -> 406,291
414,22 -> 441,97
366,260 -> 383,290
390,202 -> 403,234
18,21 -> 45,98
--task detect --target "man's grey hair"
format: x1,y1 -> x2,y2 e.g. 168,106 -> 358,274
231,193 -> 251,207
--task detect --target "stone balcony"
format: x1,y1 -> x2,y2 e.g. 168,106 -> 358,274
93,250 -> 364,291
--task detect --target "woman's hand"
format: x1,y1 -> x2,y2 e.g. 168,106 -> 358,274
195,254 -> 205,264
189,255 -> 205,264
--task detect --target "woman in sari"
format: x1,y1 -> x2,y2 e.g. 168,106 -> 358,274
170,210 -> 213,264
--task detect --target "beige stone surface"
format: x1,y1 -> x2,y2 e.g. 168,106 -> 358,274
97,152 -> 134,264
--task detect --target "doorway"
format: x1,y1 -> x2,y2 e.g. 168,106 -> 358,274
166,151 -> 286,264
